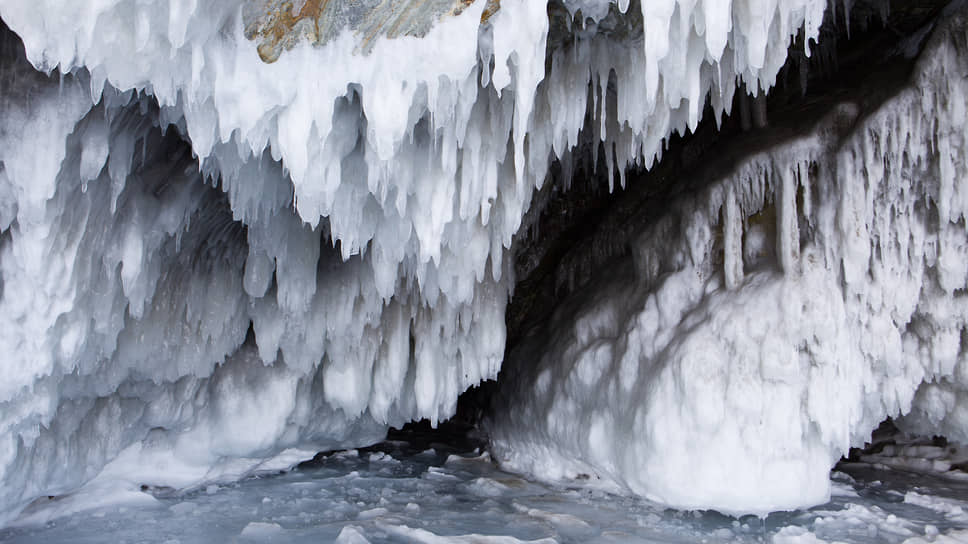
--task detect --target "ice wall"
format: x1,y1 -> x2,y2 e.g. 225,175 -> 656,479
489,3 -> 968,515
0,0 -> 831,524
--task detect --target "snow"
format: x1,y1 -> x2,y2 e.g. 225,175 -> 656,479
0,0 -> 840,524
489,4 -> 968,517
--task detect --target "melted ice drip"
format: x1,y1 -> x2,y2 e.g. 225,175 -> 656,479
489,6 -> 968,516
0,0 -> 829,523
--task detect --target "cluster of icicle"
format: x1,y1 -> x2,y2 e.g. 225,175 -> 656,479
0,0 -> 829,522
489,3 -> 968,515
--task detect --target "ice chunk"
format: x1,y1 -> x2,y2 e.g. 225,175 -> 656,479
336,526 -> 372,544
239,521 -> 285,540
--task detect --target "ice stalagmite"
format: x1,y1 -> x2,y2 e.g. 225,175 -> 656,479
490,4 -> 968,515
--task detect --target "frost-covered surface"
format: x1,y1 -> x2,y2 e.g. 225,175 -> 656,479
0,0 -> 835,524
2,441 -> 967,544
489,3 -> 968,516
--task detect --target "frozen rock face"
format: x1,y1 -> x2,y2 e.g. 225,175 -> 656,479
489,3 -> 968,516
243,0 -> 502,62
0,0 -> 927,525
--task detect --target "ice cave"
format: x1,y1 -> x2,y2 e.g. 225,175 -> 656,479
2,0 -> 968,542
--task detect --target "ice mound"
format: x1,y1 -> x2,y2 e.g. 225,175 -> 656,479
489,5 -> 968,515
0,0 -> 835,524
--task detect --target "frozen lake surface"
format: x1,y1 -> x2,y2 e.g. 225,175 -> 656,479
2,430 -> 967,544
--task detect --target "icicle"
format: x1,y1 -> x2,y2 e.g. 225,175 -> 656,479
777,165 -> 801,273
723,186 -> 744,289
799,160 -> 812,224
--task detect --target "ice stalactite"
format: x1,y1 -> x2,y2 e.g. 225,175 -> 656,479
0,0 -> 838,523
489,3 -> 968,515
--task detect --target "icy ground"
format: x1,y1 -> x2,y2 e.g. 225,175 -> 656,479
1,433 -> 967,544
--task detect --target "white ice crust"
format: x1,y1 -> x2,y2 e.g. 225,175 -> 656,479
490,7 -> 968,515
0,0 -> 905,523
